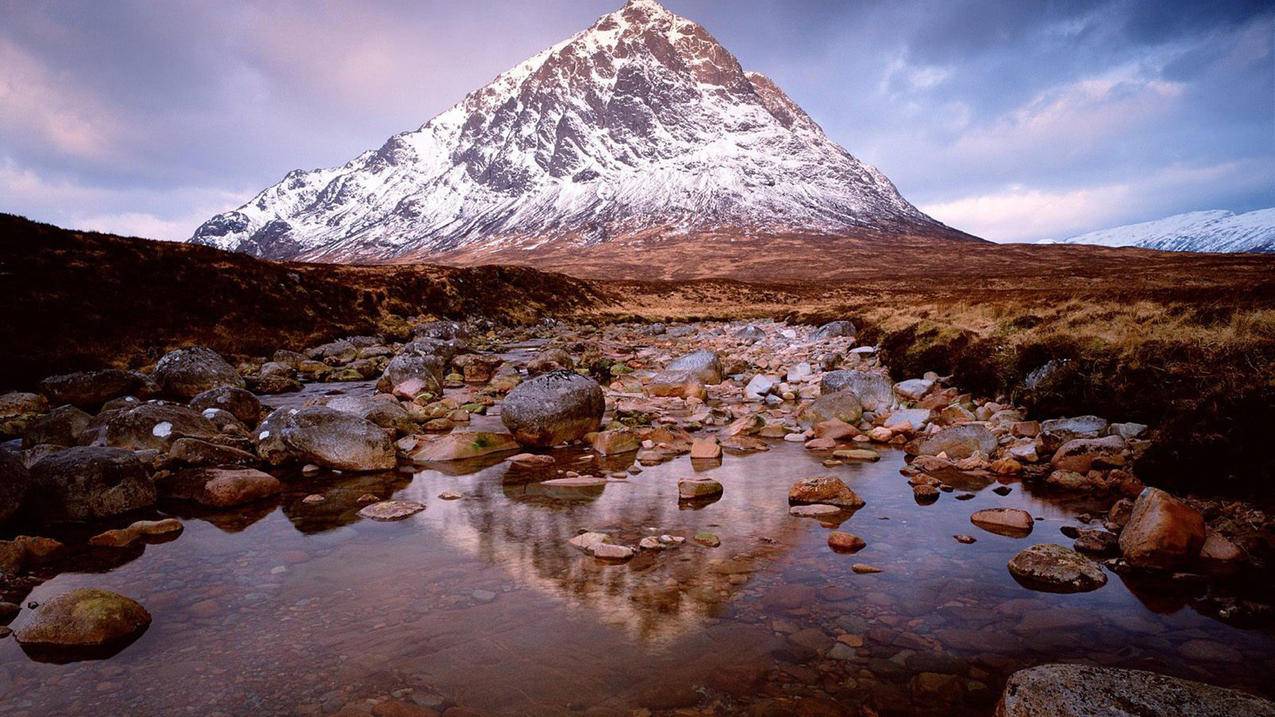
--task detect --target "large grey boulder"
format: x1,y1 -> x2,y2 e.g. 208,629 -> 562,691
98,403 -> 222,452
666,350 -> 723,385
812,320 -> 856,340
0,447 -> 32,525
995,663 -> 1275,716
908,424 -> 997,459
279,407 -> 396,471
376,353 -> 444,397
22,405 -> 92,448
501,371 -> 604,447
190,386 -> 262,426
820,370 -> 894,411
28,447 -> 156,522
799,390 -> 863,428
1007,544 -> 1107,593
1040,415 -> 1108,452
324,394 -> 414,434
39,369 -> 156,410
154,347 -> 244,400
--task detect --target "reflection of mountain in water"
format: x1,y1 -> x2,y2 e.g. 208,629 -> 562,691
400,447 -> 810,643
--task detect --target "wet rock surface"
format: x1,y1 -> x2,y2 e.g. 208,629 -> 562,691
996,663 -> 1275,716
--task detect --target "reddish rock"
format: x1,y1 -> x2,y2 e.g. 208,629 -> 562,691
971,508 -> 1034,538
1118,488 -> 1205,570
788,475 -> 864,509
827,531 -> 865,553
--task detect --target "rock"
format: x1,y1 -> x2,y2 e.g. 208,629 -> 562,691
734,324 -> 765,343
827,531 -> 865,553
590,429 -> 639,456
867,426 -> 893,442
0,448 -> 32,525
786,362 -> 813,383
690,436 -> 722,460
1072,528 -> 1119,555
162,468 -> 282,508
526,348 -> 574,375
593,543 -> 636,560
894,378 -> 935,401
852,563 -> 882,574
908,424 -> 997,460
500,371 -> 604,447
833,448 -> 879,461
89,518 -> 183,547
820,370 -> 894,411
409,432 -> 519,462
646,370 -> 706,399
666,350 -> 723,384
28,447 -> 155,522
788,475 -> 864,509
1118,487 -> 1205,571
813,419 -> 857,441
22,404 -> 92,448
377,353 -> 444,397
884,408 -> 931,432
189,386 -> 261,426
913,483 -> 940,502
154,346 -> 244,400
744,374 -> 776,400
1007,544 -> 1107,593
0,392 -> 49,436
15,588 -> 151,660
954,534 -> 976,544
280,407 -> 396,471
357,500 -> 425,521
324,395 -> 414,435
168,437 -> 257,467
1050,435 -> 1126,473
1199,530 -> 1244,566
508,452 -> 555,467
253,407 -> 296,465
99,403 -> 221,451
38,370 -> 155,410
971,508 -> 1035,538
994,663 -> 1275,716
1040,415 -> 1108,452
1107,422 -> 1148,440
678,477 -> 723,500
799,390 -> 863,427
789,504 -> 844,517
693,531 -> 721,547
812,320 -> 856,340
567,531 -> 609,553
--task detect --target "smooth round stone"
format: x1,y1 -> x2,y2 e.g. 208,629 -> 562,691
1008,544 -> 1107,593
357,500 -> 426,521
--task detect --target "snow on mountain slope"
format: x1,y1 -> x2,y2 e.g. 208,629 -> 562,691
191,0 -> 970,263
1046,209 -> 1275,253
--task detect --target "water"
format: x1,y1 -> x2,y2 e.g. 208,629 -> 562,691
3,402 -> 1273,714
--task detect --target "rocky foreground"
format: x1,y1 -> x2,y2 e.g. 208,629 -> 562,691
1,317 -> 1273,714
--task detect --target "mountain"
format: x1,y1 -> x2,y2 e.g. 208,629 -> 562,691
1044,208 -> 1275,253
191,0 -> 973,266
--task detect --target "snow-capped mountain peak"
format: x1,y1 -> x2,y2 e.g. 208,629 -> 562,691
192,0 -> 968,262
1044,208 -> 1275,253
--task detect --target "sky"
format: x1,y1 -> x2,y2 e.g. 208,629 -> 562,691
1,0 -> 1271,243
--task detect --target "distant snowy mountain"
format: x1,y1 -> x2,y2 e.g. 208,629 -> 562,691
191,0 -> 971,263
1045,209 -> 1275,253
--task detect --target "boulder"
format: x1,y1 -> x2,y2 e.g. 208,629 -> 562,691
0,447 -> 32,525
99,403 -> 221,451
189,386 -> 262,426
812,320 -> 856,340
690,436 -> 722,460
0,392 -> 49,437
22,405 -> 92,448
324,395 -> 414,434
788,475 -> 864,509
161,467 -> 281,508
799,390 -> 863,428
734,324 -> 765,343
1040,416 -> 1108,452
253,407 -> 296,465
1118,487 -> 1205,570
167,437 -> 257,467
1050,435 -> 1126,473
678,477 -> 723,500
994,663 -> 1275,717
526,348 -> 575,375
39,369 -> 156,410
820,370 -> 894,411
15,588 -> 151,661
408,432 -> 519,462
908,424 -> 997,460
28,447 -> 155,522
357,500 -> 425,521
591,429 -> 640,456
666,350 -> 723,384
154,346 -> 244,400
744,374 -> 776,400
893,378 -> 935,401
501,371 -> 604,447
1007,544 -> 1107,593
377,353 -> 444,397
280,407 -> 396,471
971,508 -> 1034,538
884,408 -> 932,432
646,370 -> 706,399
